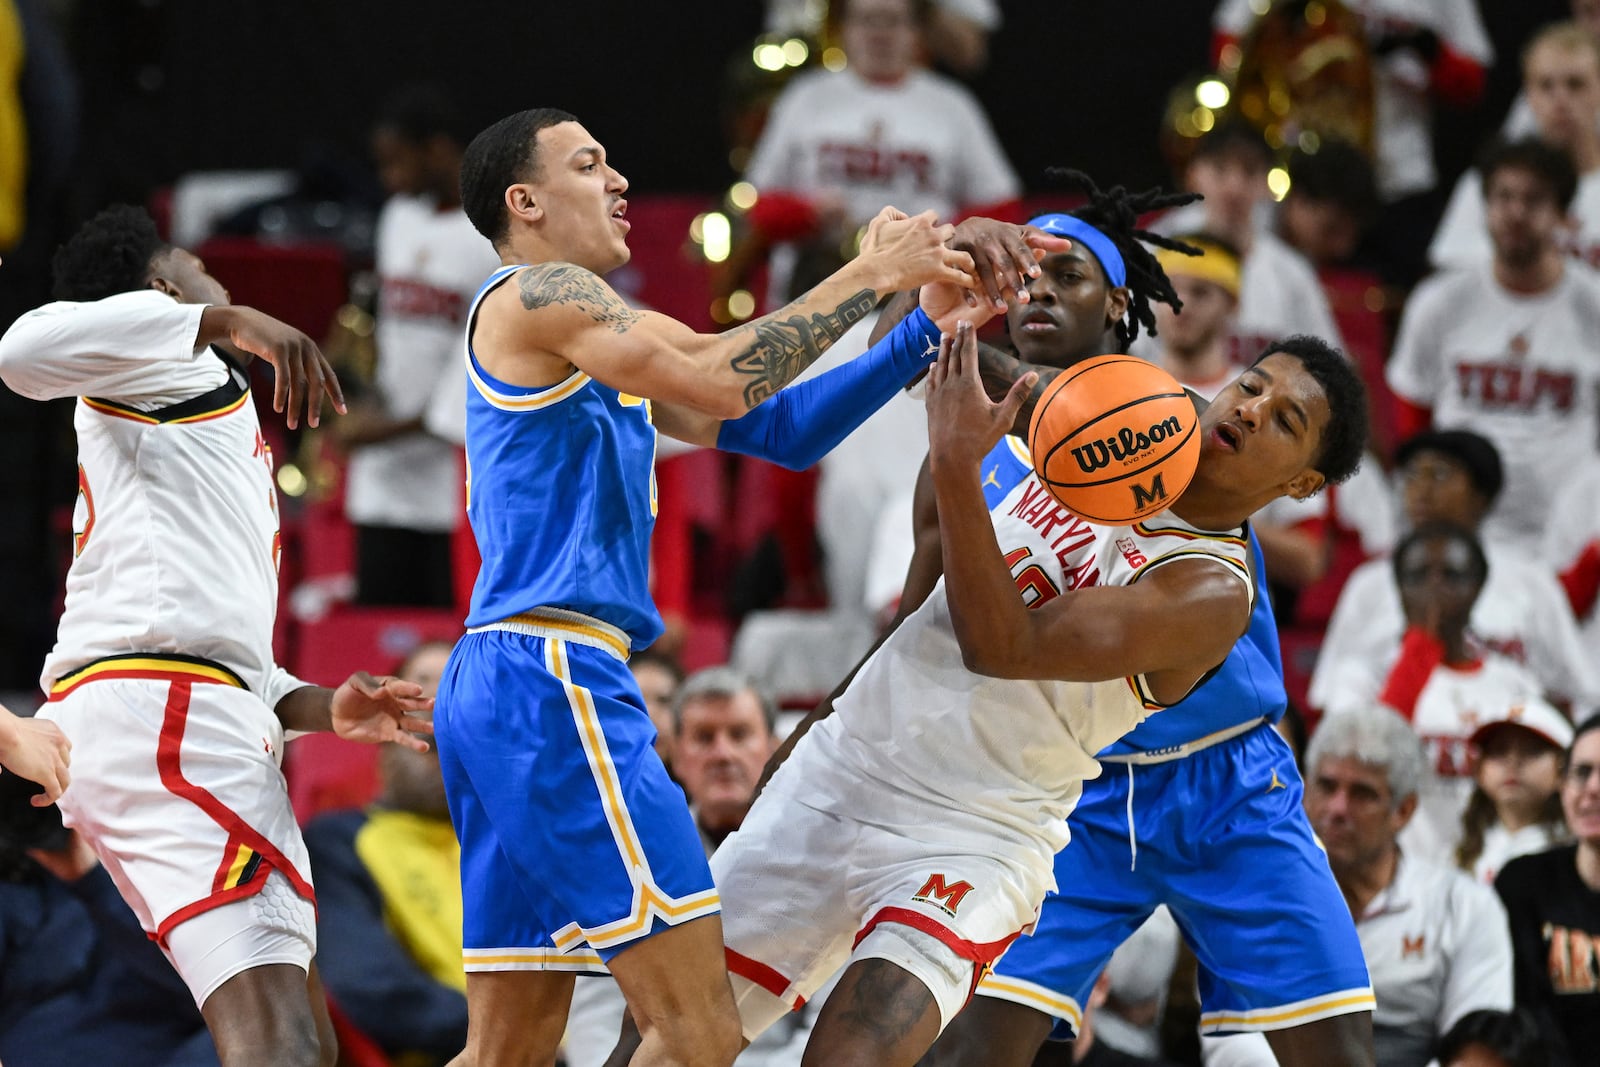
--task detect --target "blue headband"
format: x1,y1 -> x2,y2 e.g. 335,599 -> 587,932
1027,213 -> 1127,289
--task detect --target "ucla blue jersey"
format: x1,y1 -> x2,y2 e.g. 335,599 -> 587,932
461,266 -> 662,648
976,436 -> 1285,757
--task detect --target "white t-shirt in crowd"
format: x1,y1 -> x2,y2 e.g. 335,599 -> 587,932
1386,263 -> 1600,551
1429,167 -> 1600,272
1472,821 -> 1567,887
1214,0 -> 1493,201
745,67 -> 1018,229
1311,540 -> 1600,715
345,194 -> 498,532
1395,653 -> 1547,867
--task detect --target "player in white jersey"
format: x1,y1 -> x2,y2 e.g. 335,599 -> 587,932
0,206 -> 434,1067
1431,24 -> 1600,272
1388,138 -> 1600,554
707,324 -> 1371,1066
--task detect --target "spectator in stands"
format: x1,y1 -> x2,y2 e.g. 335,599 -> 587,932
765,0 -> 1002,77
740,0 -> 1019,307
1387,137 -> 1600,553
302,639 -> 466,1067
563,667 -> 811,1066
1432,22 -> 1600,271
1312,430 -> 1600,719
1149,119 -> 1343,368
729,0 -> 1023,678
1206,704 -> 1513,1067
1213,0 -> 1492,285
0,770 -> 219,1067
1546,456 -> 1600,675
338,84 -> 498,607
1275,140 -> 1382,271
1329,522 -> 1555,864
1495,713 -> 1600,1067
1148,234 -> 1242,401
1457,703 -> 1572,885
1435,1009 -> 1548,1067
630,647 -> 685,771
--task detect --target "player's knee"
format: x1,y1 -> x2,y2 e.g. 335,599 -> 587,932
210,1013 -> 321,1067
642,1005 -> 742,1066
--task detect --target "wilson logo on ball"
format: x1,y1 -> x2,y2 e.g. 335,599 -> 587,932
1069,416 -> 1185,474
1027,355 -> 1201,525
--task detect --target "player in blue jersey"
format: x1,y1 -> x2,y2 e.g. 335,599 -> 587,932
433,107 -> 1058,1067
756,174 -> 1375,1067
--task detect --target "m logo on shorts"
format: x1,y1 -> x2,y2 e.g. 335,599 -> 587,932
913,873 -> 975,917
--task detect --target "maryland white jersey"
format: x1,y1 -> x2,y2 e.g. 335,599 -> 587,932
0,291 -> 290,699
791,459 -> 1254,873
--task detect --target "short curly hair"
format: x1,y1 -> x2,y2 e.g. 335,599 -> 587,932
52,205 -> 168,302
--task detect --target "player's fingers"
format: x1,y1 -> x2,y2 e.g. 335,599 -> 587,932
954,320 -> 978,378
318,352 -> 347,414
934,263 -> 981,292
942,248 -> 977,278
301,349 -> 325,429
1022,226 -> 1071,258
382,678 -> 427,699
998,371 -> 1039,423
272,348 -> 288,414
393,730 -> 432,754
933,223 -> 956,244
399,713 -> 435,735
346,671 -> 383,697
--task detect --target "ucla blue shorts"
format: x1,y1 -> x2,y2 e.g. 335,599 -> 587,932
979,724 -> 1372,1039
434,628 -> 718,973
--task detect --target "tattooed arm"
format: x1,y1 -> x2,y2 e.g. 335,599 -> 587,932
470,208 -> 976,425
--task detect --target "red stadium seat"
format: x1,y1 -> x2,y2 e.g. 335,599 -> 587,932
283,607 -> 461,823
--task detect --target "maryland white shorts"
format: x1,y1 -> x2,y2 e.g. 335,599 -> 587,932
42,657 -> 317,1001
711,779 -> 1045,1042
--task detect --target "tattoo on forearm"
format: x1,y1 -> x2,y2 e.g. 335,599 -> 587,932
977,341 -> 1058,434
517,263 -> 642,334
727,289 -> 876,408
833,958 -> 937,1046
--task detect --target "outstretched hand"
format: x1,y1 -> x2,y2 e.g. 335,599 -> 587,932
925,320 -> 1036,469
918,217 -> 1073,332
330,672 -> 435,752
0,709 -> 71,806
858,206 -> 978,297
225,306 -> 347,430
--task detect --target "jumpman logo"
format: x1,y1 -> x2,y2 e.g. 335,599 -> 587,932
923,337 -> 940,359
983,467 -> 1000,489
1267,767 -> 1286,792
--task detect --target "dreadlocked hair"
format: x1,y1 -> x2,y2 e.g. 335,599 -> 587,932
1046,168 -> 1203,348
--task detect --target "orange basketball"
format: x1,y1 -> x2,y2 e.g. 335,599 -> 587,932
1027,355 -> 1201,524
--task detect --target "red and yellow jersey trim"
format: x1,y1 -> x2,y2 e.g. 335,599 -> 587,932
1131,520 -> 1247,549
49,653 -> 247,701
82,391 -> 249,425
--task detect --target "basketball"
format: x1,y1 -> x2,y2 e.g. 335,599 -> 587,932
1027,355 -> 1201,524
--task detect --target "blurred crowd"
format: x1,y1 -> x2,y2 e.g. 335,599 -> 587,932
5,1 -> 1600,1066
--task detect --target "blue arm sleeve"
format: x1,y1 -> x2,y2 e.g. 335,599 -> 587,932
715,307 -> 941,470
